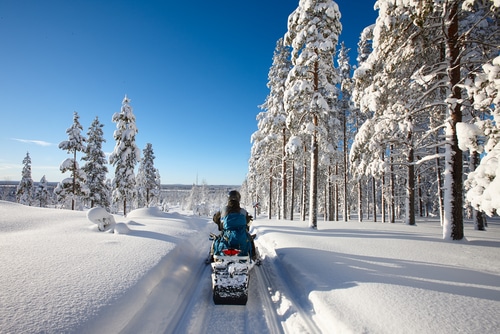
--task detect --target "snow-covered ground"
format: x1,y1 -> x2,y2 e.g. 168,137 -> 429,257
1,200 -> 499,333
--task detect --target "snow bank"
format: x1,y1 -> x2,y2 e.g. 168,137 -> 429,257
252,217 -> 500,334
0,201 -> 208,333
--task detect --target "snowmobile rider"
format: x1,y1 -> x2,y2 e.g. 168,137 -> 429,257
211,190 -> 257,261
213,190 -> 253,232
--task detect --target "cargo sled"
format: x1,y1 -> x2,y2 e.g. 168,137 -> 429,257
211,248 -> 251,305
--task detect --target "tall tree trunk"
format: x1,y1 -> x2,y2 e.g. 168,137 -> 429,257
290,161 -> 295,221
381,151 -> 386,223
366,179 -> 370,220
406,130 -> 416,226
268,167 -> 273,220
358,180 -> 363,222
443,0 -> 464,240
309,113 -> 319,229
324,183 -> 328,221
308,57 -> 320,229
330,170 -> 334,221
372,176 -> 377,222
470,151 -> 486,231
281,127 -> 287,220
343,103 -> 348,223
335,163 -> 339,221
390,146 -> 395,223
72,150 -> 76,211
435,148 -> 445,226
418,170 -> 424,217
301,157 -> 307,221
328,165 -> 334,221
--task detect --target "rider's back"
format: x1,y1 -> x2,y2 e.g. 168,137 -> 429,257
221,206 -> 247,230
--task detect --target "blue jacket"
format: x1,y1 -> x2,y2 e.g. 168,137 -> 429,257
221,208 -> 248,231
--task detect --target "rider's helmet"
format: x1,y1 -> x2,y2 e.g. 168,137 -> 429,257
228,190 -> 241,202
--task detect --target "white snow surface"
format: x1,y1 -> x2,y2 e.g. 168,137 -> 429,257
1,200 -> 499,333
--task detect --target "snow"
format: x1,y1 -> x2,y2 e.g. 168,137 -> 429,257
456,122 -> 483,153
465,142 -> 500,216
1,200 -> 500,333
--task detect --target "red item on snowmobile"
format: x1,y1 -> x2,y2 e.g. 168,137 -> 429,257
222,248 -> 240,256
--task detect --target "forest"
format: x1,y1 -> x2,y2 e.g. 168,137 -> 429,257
11,1 -> 499,242
242,0 -> 499,240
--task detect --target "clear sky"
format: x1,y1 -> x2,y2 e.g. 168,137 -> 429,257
0,0 -> 378,185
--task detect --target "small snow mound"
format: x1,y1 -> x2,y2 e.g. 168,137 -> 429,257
87,207 -> 116,231
127,207 -> 168,219
114,222 -> 130,234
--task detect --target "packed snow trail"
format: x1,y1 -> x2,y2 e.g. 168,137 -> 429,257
94,227 -> 319,333
255,239 -> 322,334
164,241 -> 320,334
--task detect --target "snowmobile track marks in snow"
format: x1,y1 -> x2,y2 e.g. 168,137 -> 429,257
255,240 -> 323,334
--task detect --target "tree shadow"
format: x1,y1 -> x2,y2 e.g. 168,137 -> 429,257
255,223 -> 500,248
272,247 -> 500,303
127,229 -> 181,244
255,224 -> 443,244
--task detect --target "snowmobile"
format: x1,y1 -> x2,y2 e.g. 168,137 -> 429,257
211,248 -> 252,305
208,232 -> 259,305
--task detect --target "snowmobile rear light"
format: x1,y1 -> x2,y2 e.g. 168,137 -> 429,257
222,249 -> 241,256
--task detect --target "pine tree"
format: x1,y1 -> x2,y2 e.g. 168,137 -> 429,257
109,95 -> 140,216
410,0 -> 497,238
136,143 -> 160,207
250,38 -> 292,220
34,175 -> 49,207
284,0 -> 342,228
461,1 -> 500,221
351,0 -> 451,226
82,116 -> 110,209
16,152 -> 34,205
338,42 -> 353,222
58,111 -> 88,210
154,169 -> 162,206
349,0 -> 499,237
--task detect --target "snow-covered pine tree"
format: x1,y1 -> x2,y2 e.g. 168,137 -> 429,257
351,0 -> 451,226
442,0 -> 465,239
350,0 -> 498,237
109,95 -> 140,216
284,0 -> 342,229
352,27 -> 374,222
58,111 -> 88,210
136,143 -> 160,207
54,178 -> 70,208
244,166 -> 262,218
337,42 -> 353,222
82,116 -> 110,209
352,24 -> 378,222
409,0 -> 498,238
250,38 -> 292,220
185,181 -> 212,215
249,127 -> 280,219
460,1 -> 500,222
154,168 -> 162,206
34,175 -> 49,207
453,0 -> 498,230
16,152 -> 34,205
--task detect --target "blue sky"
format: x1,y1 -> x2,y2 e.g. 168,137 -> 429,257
0,0 -> 378,185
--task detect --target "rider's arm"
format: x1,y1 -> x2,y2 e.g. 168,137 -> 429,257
213,211 -> 222,231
